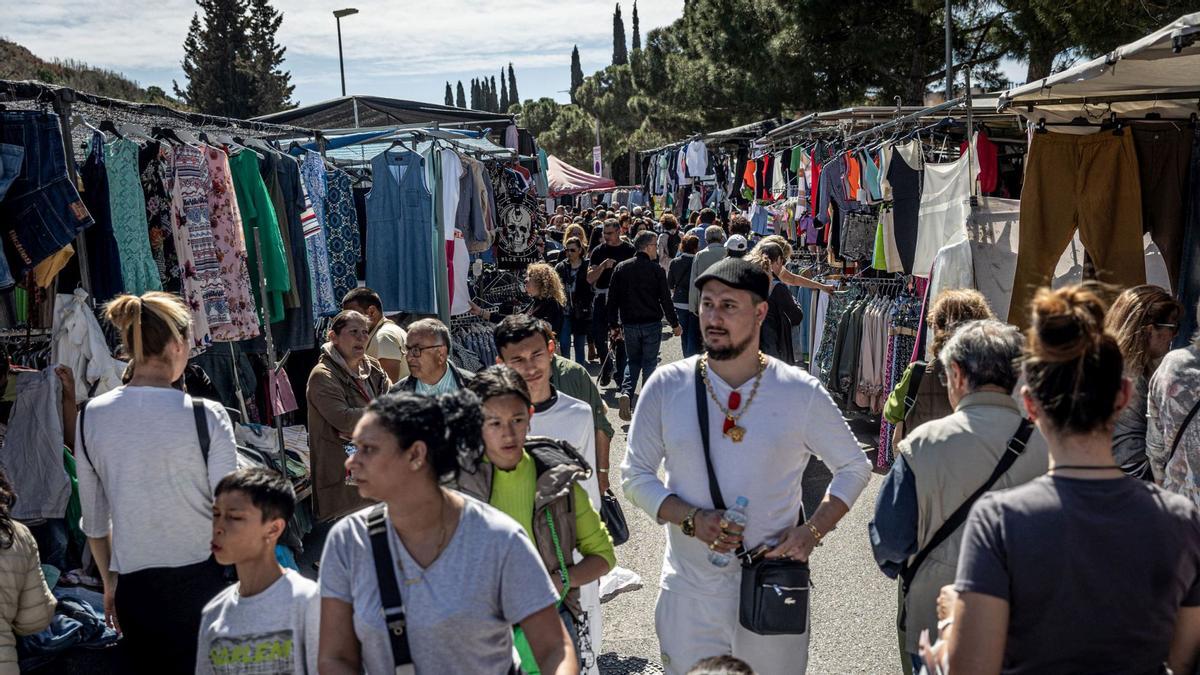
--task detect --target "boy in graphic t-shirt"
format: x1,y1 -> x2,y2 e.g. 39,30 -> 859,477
197,468 -> 319,674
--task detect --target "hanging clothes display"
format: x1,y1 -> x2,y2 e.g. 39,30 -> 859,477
366,149 -> 437,314
138,140 -> 181,293
109,138 -> 163,295
324,167 -> 362,304
78,132 -> 124,304
228,148 -> 291,324
166,143 -> 221,353
203,145 -> 260,342
912,144 -> 977,276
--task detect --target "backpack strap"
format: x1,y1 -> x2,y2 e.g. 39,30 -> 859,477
900,418 -> 1034,594
191,396 -> 210,466
367,504 -> 414,669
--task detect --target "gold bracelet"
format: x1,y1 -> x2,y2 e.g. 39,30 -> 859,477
806,522 -> 824,545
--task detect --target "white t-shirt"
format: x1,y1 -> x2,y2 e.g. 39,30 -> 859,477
441,150 -> 464,241
196,570 -> 320,675
75,386 -> 240,573
621,355 -> 872,599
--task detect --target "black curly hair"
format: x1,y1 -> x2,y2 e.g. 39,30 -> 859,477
365,390 -> 484,481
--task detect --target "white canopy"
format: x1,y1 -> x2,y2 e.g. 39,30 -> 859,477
998,12 -> 1200,123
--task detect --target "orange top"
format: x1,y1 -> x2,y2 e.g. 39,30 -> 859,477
743,159 -> 757,190
845,155 -> 861,199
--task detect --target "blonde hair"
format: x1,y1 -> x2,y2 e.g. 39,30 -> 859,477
1104,284 -> 1181,378
526,262 -> 567,306
758,234 -> 794,260
104,292 -> 191,365
927,289 -> 995,357
563,224 -> 587,249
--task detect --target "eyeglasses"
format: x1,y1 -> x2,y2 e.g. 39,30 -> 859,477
1155,323 -> 1180,333
566,247 -> 581,253
408,343 -> 446,357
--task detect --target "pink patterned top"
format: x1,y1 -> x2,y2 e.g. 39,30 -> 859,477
203,144 -> 261,341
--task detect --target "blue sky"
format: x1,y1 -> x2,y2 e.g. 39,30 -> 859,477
5,0 -> 1026,113
4,0 -> 685,109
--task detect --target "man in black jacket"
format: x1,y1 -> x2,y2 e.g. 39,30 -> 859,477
608,230 -> 682,420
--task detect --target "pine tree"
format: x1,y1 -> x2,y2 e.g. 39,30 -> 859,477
612,3 -> 628,65
499,69 -> 510,112
489,75 -> 499,112
174,0 -> 254,117
455,81 -> 466,108
445,82 -> 454,106
246,0 -> 293,114
570,46 -> 584,103
632,1 -> 641,52
507,63 -> 519,107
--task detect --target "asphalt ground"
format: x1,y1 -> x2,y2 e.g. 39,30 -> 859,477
595,330 -> 897,675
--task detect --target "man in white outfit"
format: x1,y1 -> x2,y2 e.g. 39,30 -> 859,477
622,257 -> 871,675
495,314 -> 605,675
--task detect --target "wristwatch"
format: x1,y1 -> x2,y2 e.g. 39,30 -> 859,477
681,508 -> 700,537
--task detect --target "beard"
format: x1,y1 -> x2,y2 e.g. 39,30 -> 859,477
704,332 -> 755,361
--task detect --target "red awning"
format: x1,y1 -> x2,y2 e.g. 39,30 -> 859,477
546,154 -> 616,196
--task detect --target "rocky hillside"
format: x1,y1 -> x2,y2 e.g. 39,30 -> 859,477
0,39 -> 181,106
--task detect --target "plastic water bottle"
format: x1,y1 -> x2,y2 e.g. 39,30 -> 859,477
708,496 -> 750,568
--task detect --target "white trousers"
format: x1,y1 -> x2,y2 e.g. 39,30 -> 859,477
654,588 -> 810,675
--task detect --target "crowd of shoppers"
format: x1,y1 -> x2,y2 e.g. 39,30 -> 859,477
10,197 -> 1200,675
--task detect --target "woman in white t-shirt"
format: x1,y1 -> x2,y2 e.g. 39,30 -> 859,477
76,292 -> 239,674
318,389 -> 578,675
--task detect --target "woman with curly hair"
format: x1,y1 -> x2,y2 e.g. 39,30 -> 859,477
472,263 -> 567,341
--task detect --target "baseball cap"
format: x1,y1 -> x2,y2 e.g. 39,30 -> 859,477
693,257 -> 770,300
725,234 -> 749,253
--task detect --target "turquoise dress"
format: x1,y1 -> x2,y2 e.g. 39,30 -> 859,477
104,139 -> 161,295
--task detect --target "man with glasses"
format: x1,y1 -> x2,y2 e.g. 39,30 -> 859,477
389,318 -> 474,394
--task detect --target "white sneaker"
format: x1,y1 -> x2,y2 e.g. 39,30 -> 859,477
618,394 -> 632,421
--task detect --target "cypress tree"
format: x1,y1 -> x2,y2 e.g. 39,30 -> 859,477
470,78 -> 480,109
499,69 -> 509,112
489,75 -> 499,112
444,82 -> 454,106
507,63 -> 519,107
612,3 -> 628,65
632,1 -> 641,52
570,46 -> 584,102
455,81 -> 466,108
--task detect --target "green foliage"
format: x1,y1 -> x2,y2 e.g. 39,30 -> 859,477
512,98 -> 597,172
0,40 -> 182,107
173,0 -> 294,117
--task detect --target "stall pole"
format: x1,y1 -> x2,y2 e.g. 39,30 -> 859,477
252,226 -> 289,476
944,0 -> 954,101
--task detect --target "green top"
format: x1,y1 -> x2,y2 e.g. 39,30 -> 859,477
883,362 -> 918,425
228,149 -> 290,323
489,451 -> 617,570
550,355 -> 614,440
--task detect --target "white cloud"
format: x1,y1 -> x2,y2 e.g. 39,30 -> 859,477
5,0 -> 683,78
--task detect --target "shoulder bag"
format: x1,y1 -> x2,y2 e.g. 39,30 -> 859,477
694,359 -> 810,636
1166,396 -> 1200,471
78,395 -> 211,470
896,418 -> 1034,629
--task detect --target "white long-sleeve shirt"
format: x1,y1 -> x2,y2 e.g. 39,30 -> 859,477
621,355 -> 871,600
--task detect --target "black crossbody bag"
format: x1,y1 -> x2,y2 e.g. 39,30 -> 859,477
896,418 -> 1034,629
694,360 -> 810,636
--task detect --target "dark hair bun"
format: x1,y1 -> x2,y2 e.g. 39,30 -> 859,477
1028,286 -> 1107,363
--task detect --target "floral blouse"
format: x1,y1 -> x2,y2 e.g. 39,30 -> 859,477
203,144 -> 261,341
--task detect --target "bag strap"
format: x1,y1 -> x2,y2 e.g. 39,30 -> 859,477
366,504 -> 414,668
694,358 -> 752,562
902,361 -> 927,417
77,400 -> 94,470
1167,396 -> 1200,470
190,397 -> 210,466
900,417 -> 1034,592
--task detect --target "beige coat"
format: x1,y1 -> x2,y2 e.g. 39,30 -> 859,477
306,344 -> 390,522
899,392 -> 1049,654
0,522 -> 55,674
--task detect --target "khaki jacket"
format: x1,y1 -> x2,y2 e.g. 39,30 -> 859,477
456,437 -> 590,618
898,392 -> 1049,654
0,522 -> 55,674
306,344 -> 390,522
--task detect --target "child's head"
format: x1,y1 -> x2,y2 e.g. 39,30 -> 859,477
211,468 -> 295,566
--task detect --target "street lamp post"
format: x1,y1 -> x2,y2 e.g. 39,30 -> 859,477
333,8 -> 359,97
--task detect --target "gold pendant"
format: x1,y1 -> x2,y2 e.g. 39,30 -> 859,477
725,425 -> 746,443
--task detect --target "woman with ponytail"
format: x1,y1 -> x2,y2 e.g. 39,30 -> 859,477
946,285 -> 1200,675
318,389 -> 578,675
76,292 -> 239,674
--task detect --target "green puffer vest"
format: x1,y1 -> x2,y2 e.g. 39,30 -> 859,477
456,436 -> 592,619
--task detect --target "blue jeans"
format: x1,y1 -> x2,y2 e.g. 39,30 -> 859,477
621,321 -> 663,396
559,316 -> 589,365
0,111 -> 93,277
678,309 -> 701,357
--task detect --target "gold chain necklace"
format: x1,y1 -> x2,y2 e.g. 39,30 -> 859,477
700,352 -> 767,443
